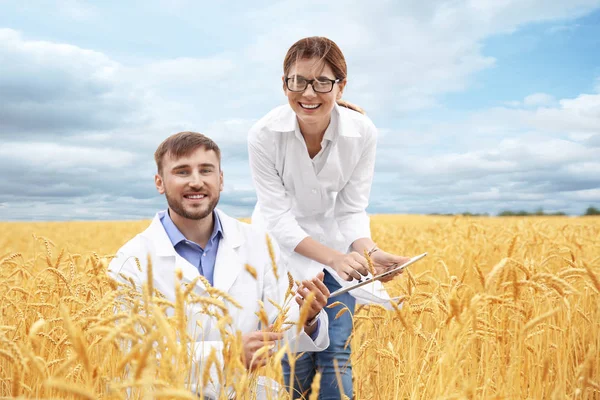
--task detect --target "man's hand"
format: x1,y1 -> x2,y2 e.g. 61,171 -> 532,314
241,330 -> 284,370
371,251 -> 410,283
328,252 -> 369,281
296,271 -> 330,335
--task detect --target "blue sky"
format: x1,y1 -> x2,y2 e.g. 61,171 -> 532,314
1,0 -> 599,220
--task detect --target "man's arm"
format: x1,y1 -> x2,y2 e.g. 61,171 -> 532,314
108,247 -> 232,397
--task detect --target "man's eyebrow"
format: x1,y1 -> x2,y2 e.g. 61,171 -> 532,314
171,162 -> 216,170
171,163 -> 190,170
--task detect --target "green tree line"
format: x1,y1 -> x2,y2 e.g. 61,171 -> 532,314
429,206 -> 600,217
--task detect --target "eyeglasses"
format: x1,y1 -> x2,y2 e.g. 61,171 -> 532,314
285,76 -> 341,93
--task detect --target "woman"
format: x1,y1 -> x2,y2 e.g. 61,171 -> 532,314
247,36 -> 410,399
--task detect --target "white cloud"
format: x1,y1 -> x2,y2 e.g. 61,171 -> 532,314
564,162 -> 600,176
204,119 -> 255,145
56,0 -> 97,20
0,28 -> 145,135
524,93 -> 555,106
0,142 -> 138,169
435,91 -> 600,144
505,100 -> 523,107
546,23 -> 581,34
0,29 -> 113,71
585,134 -> 600,147
372,87 -> 600,214
133,56 -> 236,89
566,188 -> 600,201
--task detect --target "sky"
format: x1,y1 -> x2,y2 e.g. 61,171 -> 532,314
1,0 -> 599,221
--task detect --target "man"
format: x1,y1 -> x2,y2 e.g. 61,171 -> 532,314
108,131 -> 330,398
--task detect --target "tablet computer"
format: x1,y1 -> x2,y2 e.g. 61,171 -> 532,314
329,252 -> 428,298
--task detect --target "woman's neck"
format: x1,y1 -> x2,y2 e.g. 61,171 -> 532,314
298,116 -> 331,150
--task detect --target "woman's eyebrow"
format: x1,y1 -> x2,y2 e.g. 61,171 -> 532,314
289,74 -> 334,80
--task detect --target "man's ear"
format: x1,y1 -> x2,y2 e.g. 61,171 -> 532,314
219,169 -> 224,192
155,173 -> 165,194
336,79 -> 347,100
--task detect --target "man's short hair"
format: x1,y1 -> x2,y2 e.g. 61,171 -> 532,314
154,131 -> 221,174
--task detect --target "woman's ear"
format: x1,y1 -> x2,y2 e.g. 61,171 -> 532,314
282,75 -> 287,95
336,79 -> 347,100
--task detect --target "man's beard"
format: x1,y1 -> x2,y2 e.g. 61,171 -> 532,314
165,192 -> 219,220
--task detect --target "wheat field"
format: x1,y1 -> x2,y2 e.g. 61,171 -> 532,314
1,215 -> 599,399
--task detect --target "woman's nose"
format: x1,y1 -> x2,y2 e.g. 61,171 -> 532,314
302,83 -> 317,98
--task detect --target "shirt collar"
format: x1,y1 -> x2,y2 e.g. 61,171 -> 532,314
323,110 -> 337,142
212,211 -> 224,242
293,108 -> 338,144
161,209 -> 223,248
267,103 -> 359,138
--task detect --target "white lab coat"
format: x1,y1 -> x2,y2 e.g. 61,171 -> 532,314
107,208 -> 329,399
248,103 -> 395,307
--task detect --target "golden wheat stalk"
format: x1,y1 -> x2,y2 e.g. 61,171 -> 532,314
522,308 -> 559,333
245,263 -> 258,280
265,234 -> 279,281
44,378 -> 96,399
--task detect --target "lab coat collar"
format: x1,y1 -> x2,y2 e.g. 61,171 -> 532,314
212,209 -> 245,294
150,209 -> 242,254
145,208 -> 245,293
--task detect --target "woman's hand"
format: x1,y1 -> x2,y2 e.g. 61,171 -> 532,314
370,250 -> 410,282
328,251 -> 370,281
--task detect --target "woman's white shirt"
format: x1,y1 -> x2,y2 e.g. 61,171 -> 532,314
248,103 -> 394,306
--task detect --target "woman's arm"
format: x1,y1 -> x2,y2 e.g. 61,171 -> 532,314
334,123 -> 411,281
248,129 -> 369,281
248,131 -> 309,253
334,122 -> 378,252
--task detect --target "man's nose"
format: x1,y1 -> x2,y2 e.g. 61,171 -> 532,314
188,172 -> 204,188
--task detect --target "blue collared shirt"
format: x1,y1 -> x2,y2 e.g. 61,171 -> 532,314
159,209 -> 320,340
160,210 -> 222,286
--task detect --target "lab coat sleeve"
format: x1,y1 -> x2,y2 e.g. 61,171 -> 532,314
334,124 -> 378,251
107,241 -> 229,398
248,128 -> 310,253
107,240 -> 146,292
261,234 -> 329,352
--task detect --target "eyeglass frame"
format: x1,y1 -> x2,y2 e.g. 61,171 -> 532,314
284,76 -> 343,93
